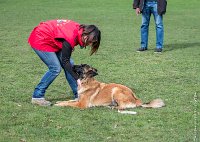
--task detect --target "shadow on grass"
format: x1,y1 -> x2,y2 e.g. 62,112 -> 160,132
164,42 -> 200,51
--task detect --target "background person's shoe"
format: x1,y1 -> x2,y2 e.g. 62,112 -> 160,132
154,48 -> 162,53
31,98 -> 52,106
137,47 -> 147,52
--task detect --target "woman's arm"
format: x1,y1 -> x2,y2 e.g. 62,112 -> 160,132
61,41 -> 79,80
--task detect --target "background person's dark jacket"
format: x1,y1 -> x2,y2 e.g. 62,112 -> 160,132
133,0 -> 167,15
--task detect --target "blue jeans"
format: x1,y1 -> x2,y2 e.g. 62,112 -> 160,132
141,1 -> 164,49
32,48 -> 78,99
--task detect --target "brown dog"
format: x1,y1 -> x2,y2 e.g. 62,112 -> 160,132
55,64 -> 165,114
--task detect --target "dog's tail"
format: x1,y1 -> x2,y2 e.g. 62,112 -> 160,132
141,99 -> 165,108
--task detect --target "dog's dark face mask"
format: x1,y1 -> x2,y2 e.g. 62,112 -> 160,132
73,64 -> 98,79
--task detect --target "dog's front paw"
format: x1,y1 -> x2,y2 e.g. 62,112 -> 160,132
54,101 -> 69,107
54,103 -> 60,106
55,101 -> 62,104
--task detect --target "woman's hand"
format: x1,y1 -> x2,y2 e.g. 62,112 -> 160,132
77,79 -> 81,87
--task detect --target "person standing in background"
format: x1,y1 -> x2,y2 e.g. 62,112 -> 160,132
133,0 -> 167,53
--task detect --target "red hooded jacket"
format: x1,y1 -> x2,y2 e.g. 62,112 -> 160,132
28,19 -> 84,52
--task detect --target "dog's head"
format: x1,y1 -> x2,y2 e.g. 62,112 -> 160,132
73,64 -> 98,79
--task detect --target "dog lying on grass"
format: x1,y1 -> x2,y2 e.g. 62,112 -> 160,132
55,64 -> 165,114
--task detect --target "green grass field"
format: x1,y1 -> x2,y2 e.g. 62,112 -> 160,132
0,0 -> 199,141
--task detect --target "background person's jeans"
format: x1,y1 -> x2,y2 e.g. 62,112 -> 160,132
32,48 -> 78,99
141,1 -> 164,49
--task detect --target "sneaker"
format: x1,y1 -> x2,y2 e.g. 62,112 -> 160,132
31,98 -> 52,106
154,48 -> 162,53
137,47 -> 147,52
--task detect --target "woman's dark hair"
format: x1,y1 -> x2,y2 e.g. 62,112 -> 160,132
79,24 -> 101,55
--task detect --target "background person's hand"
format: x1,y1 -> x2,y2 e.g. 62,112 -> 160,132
136,8 -> 141,16
77,79 -> 81,87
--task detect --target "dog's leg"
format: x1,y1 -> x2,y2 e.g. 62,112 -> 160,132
55,101 -> 68,105
113,92 -> 136,109
54,101 -> 80,107
54,99 -> 88,109
114,100 -> 137,115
